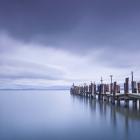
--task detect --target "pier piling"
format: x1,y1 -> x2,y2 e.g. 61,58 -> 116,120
70,72 -> 140,110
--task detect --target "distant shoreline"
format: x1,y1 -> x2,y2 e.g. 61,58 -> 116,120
0,88 -> 70,91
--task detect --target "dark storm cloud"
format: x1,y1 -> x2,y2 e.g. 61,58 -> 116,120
0,0 -> 140,52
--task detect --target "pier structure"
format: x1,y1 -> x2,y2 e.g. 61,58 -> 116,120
70,72 -> 140,109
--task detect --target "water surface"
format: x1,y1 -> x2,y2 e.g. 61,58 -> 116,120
0,90 -> 140,140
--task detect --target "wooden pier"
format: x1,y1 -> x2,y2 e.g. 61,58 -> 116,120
70,74 -> 140,109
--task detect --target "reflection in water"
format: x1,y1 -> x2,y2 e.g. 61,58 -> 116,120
71,94 -> 140,140
0,90 -> 140,140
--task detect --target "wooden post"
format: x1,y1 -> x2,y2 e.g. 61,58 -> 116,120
137,82 -> 140,93
110,75 -> 113,94
139,100 -> 140,110
86,85 -> 88,97
90,82 -> 93,98
131,71 -> 134,93
106,84 -> 109,93
125,78 -> 129,94
116,85 -> 120,93
134,81 -> 137,93
94,83 -> 96,95
88,84 -> 91,97
98,84 -> 101,100
100,84 -> 103,100
124,78 -> 129,108
112,82 -> 116,104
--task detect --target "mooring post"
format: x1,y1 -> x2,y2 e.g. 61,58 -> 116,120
139,100 -> 140,110
124,78 -> 129,108
117,85 -> 120,93
84,84 -> 86,96
98,84 -> 102,100
112,82 -> 116,105
138,82 -> 140,93
93,83 -> 96,98
110,75 -> 113,95
88,84 -> 91,97
90,82 -> 93,98
100,77 -> 103,100
131,71 -> 134,93
86,85 -> 88,97
134,81 -> 137,93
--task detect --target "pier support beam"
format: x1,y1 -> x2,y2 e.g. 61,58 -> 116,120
133,99 -> 137,109
92,94 -> 96,99
104,95 -> 107,101
111,96 -> 115,105
100,95 -> 103,100
98,94 -> 101,100
124,99 -> 129,108
117,99 -> 120,106
107,96 -> 109,102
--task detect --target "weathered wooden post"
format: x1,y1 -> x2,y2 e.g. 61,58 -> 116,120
83,85 -> 85,96
131,71 -> 137,93
131,71 -> 134,93
112,82 -> 116,104
100,77 -> 103,100
89,83 -> 92,97
80,86 -> 83,95
81,85 -> 83,95
132,81 -> 138,108
88,84 -> 90,97
106,84 -> 109,93
90,82 -> 93,98
116,84 -> 120,105
70,83 -> 75,94
139,100 -> 140,110
124,78 -> 129,107
98,84 -> 101,100
100,84 -> 103,100
105,84 -> 110,102
116,85 -> 120,93
84,84 -> 86,96
84,85 -> 86,96
104,84 -> 109,94
103,84 -> 107,101
86,85 -> 88,97
138,82 -> 140,93
134,81 -> 137,93
110,75 -> 113,95
125,78 -> 129,93
92,83 -> 96,99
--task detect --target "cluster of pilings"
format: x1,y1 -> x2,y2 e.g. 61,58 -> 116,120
70,72 -> 140,109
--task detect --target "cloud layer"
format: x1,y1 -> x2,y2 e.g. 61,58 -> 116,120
0,32 -> 140,89
0,1 -> 140,88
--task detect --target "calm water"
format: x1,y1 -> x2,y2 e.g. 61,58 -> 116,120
0,90 -> 140,140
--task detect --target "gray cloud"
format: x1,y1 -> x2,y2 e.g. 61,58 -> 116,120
0,0 -> 140,52
0,0 -> 140,88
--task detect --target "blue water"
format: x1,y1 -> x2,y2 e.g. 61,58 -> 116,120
0,90 -> 140,140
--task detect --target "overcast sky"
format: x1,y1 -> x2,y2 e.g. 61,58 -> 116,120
0,0 -> 140,89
